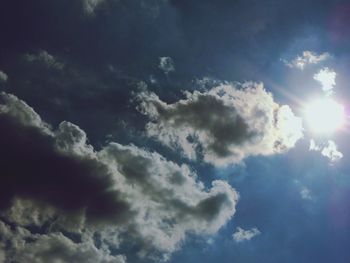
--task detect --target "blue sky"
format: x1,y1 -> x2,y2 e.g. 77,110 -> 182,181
1,0 -> 350,262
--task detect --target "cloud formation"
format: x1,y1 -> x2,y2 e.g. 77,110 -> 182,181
284,51 -> 330,70
0,222 -> 126,263
232,227 -> 260,242
82,0 -> 106,14
24,50 -> 64,70
0,71 -> 7,83
159,57 -> 175,75
136,83 -> 303,166
313,67 -> 336,96
309,139 -> 343,162
0,92 -> 238,262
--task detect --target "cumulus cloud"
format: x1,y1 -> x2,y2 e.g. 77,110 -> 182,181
283,51 -> 330,69
0,71 -> 8,83
309,139 -> 343,162
313,67 -> 336,96
232,227 -> 260,242
136,83 -> 303,166
0,221 -> 126,263
0,92 -> 238,261
159,57 -> 175,75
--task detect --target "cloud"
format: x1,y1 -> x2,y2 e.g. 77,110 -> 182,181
99,143 -> 238,257
82,0 -> 106,15
313,67 -> 336,96
0,92 -> 238,261
0,71 -> 8,83
283,51 -> 330,70
159,57 -> 175,75
24,50 -> 64,70
300,186 -> 312,200
321,141 -> 343,162
232,227 -> 260,242
309,139 -> 343,162
0,221 -> 126,263
136,82 -> 303,166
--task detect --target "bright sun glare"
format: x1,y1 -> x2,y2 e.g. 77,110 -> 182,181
304,98 -> 345,134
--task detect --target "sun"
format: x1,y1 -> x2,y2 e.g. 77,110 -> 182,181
304,98 -> 345,134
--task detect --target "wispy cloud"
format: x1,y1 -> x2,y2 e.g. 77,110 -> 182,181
232,227 -> 260,242
300,186 -> 312,200
82,0 -> 105,15
283,51 -> 330,70
24,50 -> 64,70
310,139 -> 343,163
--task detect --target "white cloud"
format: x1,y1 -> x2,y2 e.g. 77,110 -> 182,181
136,82 -> 303,166
284,51 -> 330,70
0,92 -> 239,261
313,67 -> 336,95
309,139 -> 343,162
99,143 -> 238,256
159,57 -> 175,75
0,92 -> 52,133
232,227 -> 260,242
321,140 -> 343,162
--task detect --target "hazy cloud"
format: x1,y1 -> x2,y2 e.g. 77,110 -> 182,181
136,83 -> 303,166
0,92 -> 238,261
284,51 -> 330,70
83,0 -> 106,15
24,50 -> 64,70
232,227 -> 260,242
300,186 -> 312,200
0,71 -> 8,83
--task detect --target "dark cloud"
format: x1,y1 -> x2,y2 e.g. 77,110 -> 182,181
0,92 -> 238,262
0,100 -> 132,224
1,0 -> 348,262
136,82 -> 303,166
0,221 -> 126,263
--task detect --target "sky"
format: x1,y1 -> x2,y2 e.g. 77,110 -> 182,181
1,0 -> 350,262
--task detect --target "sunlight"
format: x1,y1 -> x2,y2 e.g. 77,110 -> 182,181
304,98 -> 345,134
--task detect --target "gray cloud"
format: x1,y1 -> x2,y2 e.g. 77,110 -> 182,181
82,0 -> 106,15
158,57 -> 175,75
0,71 -> 8,83
0,92 -> 238,262
136,82 -> 303,166
24,50 -> 64,70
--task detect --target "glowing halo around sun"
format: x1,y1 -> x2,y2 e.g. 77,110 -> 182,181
304,98 -> 345,134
